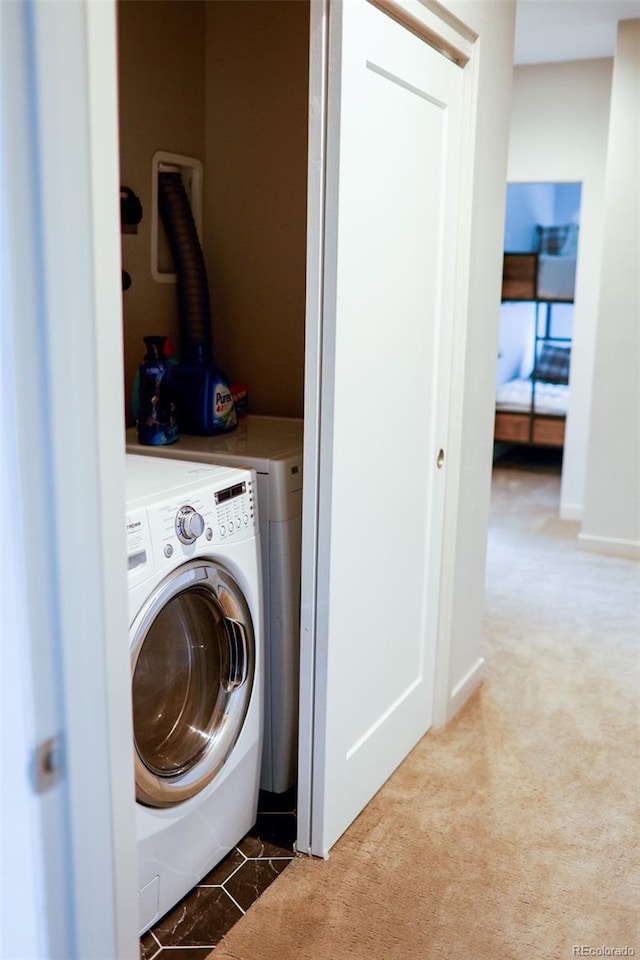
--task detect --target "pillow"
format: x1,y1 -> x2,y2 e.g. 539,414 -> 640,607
536,223 -> 579,257
531,343 -> 571,384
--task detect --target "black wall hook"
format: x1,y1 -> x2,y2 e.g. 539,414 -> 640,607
120,186 -> 143,227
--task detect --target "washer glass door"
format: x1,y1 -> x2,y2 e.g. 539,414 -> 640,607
131,559 -> 255,807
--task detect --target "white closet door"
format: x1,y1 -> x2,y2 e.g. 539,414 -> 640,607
301,0 -> 465,857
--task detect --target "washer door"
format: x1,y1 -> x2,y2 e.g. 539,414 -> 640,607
131,559 -> 255,807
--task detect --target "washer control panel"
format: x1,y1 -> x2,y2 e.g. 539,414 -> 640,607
140,473 -> 256,567
126,464 -> 258,594
213,479 -> 254,539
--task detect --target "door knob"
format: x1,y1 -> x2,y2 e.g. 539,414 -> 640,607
437,449 -> 445,469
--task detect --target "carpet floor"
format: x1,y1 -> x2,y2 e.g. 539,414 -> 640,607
210,456 -> 639,960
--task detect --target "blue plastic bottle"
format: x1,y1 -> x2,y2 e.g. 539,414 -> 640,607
136,336 -> 178,445
170,359 -> 238,435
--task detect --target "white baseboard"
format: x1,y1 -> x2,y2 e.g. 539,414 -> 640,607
447,657 -> 485,722
560,501 -> 583,521
578,532 -> 640,561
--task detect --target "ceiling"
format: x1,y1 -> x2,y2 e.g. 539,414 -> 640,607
514,0 -> 640,65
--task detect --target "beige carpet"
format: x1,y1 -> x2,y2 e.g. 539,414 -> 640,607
212,458 -> 640,960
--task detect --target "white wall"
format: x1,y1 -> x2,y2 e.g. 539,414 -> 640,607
504,181 -> 554,250
554,182 -> 582,226
438,0 -> 517,720
580,20 -> 640,557
507,58 -> 613,521
496,302 -> 535,384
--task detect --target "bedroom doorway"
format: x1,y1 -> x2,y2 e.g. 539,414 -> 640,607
484,180 -> 585,715
494,181 -> 582,475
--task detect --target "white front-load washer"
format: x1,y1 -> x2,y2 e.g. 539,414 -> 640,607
126,454 -> 263,935
127,416 -> 303,793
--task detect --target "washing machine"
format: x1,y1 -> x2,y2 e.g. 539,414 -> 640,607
127,415 -> 303,793
126,454 -> 263,934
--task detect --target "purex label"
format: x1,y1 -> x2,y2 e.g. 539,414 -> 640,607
213,379 -> 238,428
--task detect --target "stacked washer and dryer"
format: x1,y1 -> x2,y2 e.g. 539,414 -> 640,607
125,415 -> 303,933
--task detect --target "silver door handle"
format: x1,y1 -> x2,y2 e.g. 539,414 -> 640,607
221,618 -> 248,691
437,449 -> 445,469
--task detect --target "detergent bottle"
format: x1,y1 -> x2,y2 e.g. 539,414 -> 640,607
136,335 -> 179,445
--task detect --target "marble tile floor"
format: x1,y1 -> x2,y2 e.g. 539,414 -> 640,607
140,787 -> 297,959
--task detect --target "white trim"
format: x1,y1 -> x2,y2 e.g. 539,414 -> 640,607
368,0 -> 476,64
86,3 -> 139,954
448,658 -> 485,720
578,533 -> 640,561
1,3 -> 76,955
297,0 -> 330,859
150,150 -> 203,283
13,2 -> 138,955
431,26 -> 480,730
306,0 -> 343,859
560,501 -> 583,522
1,7 -> 61,954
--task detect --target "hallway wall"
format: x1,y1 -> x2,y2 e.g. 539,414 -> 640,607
507,58 -> 613,521
440,0 -> 517,718
581,20 -> 640,557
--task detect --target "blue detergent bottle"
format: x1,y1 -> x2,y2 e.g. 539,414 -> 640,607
170,352 -> 238,436
136,336 -> 179,445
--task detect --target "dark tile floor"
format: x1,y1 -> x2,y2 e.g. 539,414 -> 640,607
140,787 -> 297,960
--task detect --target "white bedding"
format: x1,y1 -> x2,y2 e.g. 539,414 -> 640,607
537,255 -> 576,301
496,378 -> 569,416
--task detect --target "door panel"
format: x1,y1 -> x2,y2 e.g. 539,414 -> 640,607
306,0 -> 464,855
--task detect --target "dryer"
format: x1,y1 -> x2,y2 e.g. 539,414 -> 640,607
126,454 -> 263,934
127,415 -> 303,793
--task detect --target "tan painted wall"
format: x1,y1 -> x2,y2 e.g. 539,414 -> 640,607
117,0 -> 308,425
203,1 -> 309,417
118,0 -> 207,425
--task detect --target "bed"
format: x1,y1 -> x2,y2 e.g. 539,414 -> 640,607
496,224 -> 576,449
494,222 -> 578,447
495,379 -> 569,447
494,342 -> 571,448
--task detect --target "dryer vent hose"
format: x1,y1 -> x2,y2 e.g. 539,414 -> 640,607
158,171 -> 212,365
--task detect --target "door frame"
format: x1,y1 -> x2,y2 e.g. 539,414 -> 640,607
297,0 -> 480,857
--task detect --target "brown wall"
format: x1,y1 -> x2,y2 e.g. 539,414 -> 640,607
118,0 -> 207,424
203,0 -> 309,417
117,0 -> 308,425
